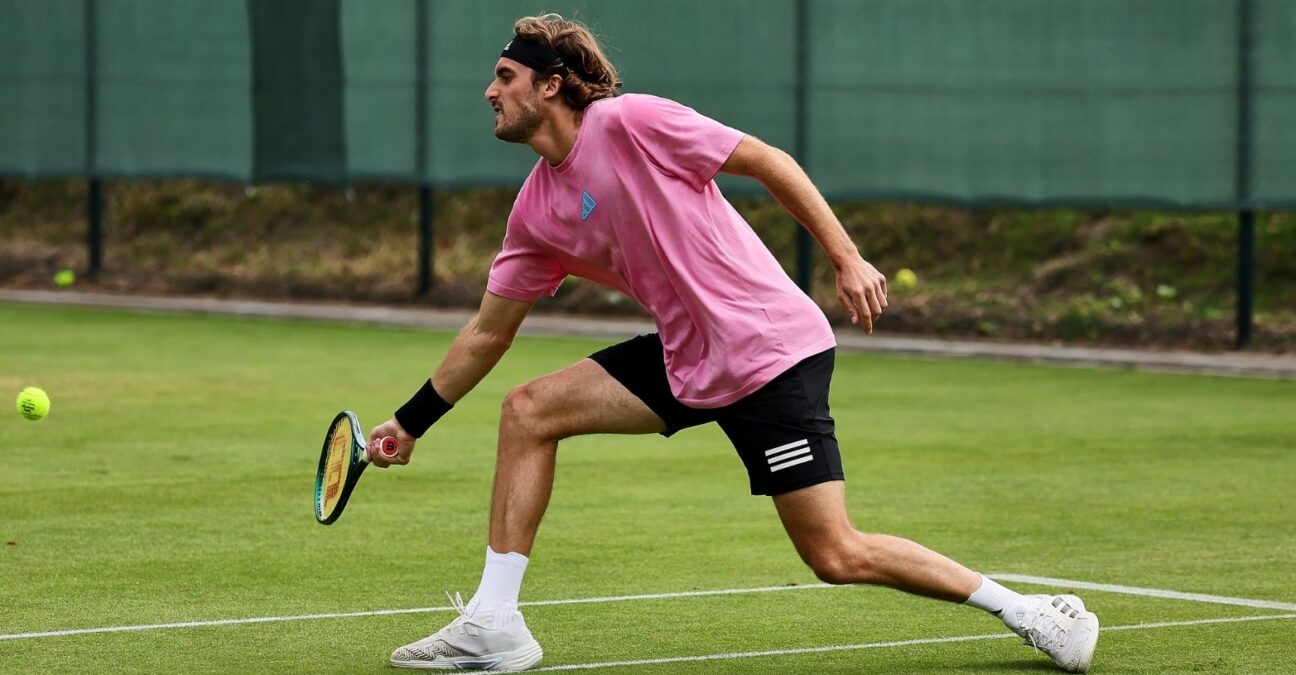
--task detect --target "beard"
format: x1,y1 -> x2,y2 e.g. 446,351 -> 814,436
494,95 -> 544,143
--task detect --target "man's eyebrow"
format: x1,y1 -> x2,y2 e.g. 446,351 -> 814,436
496,65 -> 514,78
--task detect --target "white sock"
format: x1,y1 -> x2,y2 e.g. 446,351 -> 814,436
467,546 -> 529,628
964,574 -> 1023,617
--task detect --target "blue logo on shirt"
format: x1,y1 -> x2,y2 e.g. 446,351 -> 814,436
581,190 -> 597,221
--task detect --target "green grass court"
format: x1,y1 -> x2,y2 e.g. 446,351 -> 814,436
1,303 -> 1293,673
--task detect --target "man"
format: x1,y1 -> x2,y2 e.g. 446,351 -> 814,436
368,13 -> 1099,673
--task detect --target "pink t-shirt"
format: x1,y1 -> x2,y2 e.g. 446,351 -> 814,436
488,94 -> 836,408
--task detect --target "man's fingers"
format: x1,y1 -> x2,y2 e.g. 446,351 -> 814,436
848,284 -> 884,335
839,266 -> 889,333
840,292 -> 860,324
850,286 -> 882,317
867,287 -> 885,318
365,438 -> 401,468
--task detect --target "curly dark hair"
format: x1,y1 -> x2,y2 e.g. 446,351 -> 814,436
514,14 -> 622,110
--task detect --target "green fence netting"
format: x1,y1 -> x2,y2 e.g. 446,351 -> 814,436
1,0 -> 1293,208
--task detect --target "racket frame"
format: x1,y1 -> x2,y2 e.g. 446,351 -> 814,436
314,410 -> 392,525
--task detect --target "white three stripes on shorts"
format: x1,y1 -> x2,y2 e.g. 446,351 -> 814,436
766,439 -> 813,472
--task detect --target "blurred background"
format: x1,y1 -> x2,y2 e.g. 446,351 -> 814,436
1,0 -> 1293,351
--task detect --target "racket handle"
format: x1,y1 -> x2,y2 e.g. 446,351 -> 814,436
378,436 -> 399,458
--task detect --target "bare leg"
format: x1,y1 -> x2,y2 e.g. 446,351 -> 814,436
488,358 -> 665,555
774,480 -> 980,602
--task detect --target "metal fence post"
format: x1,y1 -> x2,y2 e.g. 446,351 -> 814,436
793,0 -> 813,293
1234,0 -> 1255,348
415,0 -> 434,295
85,0 -> 102,281
1237,213 -> 1255,347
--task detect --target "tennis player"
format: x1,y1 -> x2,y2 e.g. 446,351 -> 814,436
368,13 -> 1099,673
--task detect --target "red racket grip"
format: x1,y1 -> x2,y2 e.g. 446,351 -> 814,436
378,436 -> 399,458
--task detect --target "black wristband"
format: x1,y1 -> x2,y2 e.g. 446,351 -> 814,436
394,380 -> 453,438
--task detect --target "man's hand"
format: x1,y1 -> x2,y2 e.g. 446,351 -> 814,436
836,255 -> 888,334
368,418 -> 416,468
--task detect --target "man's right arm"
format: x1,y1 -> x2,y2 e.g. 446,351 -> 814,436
368,291 -> 536,465
430,291 -> 537,403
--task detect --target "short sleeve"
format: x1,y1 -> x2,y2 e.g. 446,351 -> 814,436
486,219 -> 566,301
619,95 -> 745,191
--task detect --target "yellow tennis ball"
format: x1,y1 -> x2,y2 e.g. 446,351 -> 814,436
54,269 -> 76,287
895,268 -> 918,289
16,387 -> 50,421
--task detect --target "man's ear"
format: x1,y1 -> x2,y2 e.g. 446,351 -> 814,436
539,73 -> 565,101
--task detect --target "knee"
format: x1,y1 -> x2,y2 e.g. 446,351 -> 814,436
798,537 -> 876,586
501,382 -> 556,441
804,549 -> 858,585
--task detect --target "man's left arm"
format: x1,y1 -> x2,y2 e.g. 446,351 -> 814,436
720,135 -> 888,333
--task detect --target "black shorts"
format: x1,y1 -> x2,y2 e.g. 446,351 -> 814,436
589,334 -> 843,496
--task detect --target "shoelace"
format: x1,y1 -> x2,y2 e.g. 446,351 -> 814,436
441,590 -> 471,636
401,592 -> 473,656
1026,609 -> 1069,651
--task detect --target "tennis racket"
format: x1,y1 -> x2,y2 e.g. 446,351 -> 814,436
314,410 -> 398,525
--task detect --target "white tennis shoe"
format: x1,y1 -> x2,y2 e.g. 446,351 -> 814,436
390,593 -> 543,671
1004,594 -> 1099,673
